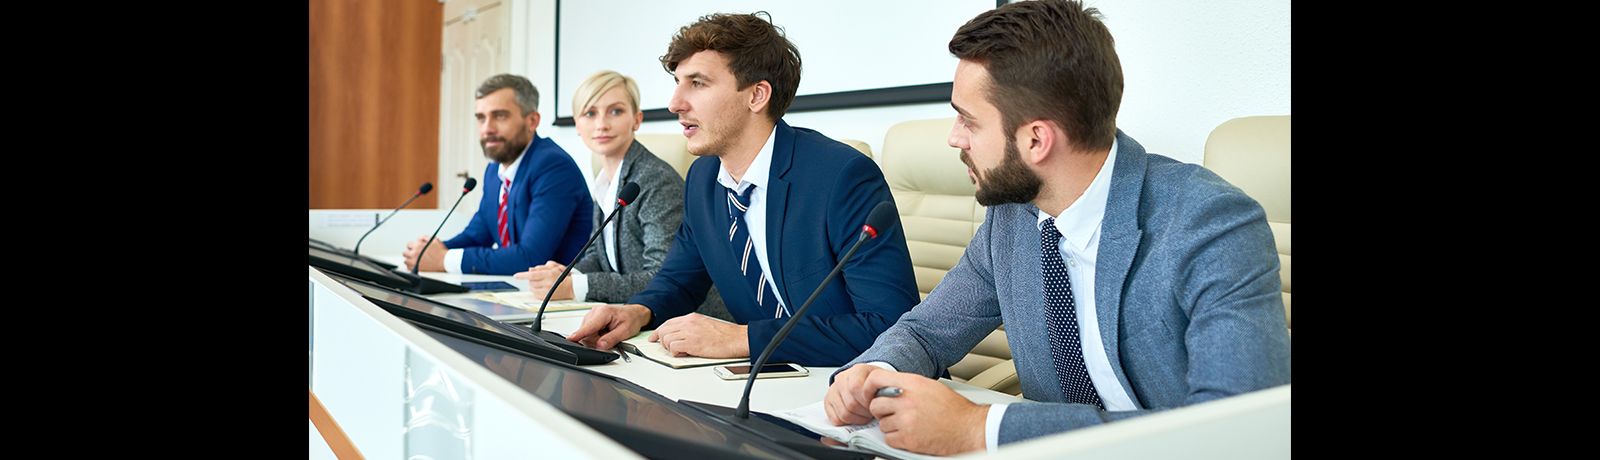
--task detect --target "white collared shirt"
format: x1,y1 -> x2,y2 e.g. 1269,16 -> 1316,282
443,144 -> 527,274
570,158 -> 626,300
714,125 -> 787,315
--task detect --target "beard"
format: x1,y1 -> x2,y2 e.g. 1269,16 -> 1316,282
962,140 -> 1043,207
481,133 -> 530,164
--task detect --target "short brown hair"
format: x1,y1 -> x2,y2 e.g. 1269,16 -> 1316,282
660,11 -> 801,124
949,0 -> 1122,152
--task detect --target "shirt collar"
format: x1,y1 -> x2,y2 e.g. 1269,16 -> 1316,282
1037,138 -> 1118,252
716,125 -> 778,193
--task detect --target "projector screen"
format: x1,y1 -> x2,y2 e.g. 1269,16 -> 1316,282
553,0 -> 998,124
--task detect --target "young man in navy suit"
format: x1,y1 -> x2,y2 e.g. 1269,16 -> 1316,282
565,12 -> 920,367
822,1 -> 1291,455
403,74 -> 592,275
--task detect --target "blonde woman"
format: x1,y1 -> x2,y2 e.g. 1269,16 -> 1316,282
516,70 -> 726,320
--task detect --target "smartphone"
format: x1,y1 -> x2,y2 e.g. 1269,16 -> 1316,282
460,281 -> 519,292
713,363 -> 809,380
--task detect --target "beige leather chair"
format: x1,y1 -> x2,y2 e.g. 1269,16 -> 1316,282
594,134 -> 871,179
879,117 -> 1020,396
1202,116 -> 1291,337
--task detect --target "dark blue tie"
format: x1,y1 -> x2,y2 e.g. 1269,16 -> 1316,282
1041,217 -> 1104,409
727,186 -> 786,318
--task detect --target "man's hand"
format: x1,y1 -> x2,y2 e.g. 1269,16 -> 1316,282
566,303 -> 653,350
402,236 -> 448,272
647,313 -> 749,358
824,363 -> 887,427
514,261 -> 573,300
864,370 -> 988,456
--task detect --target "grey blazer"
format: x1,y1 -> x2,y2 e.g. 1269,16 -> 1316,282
574,140 -> 728,320
843,130 -> 1290,444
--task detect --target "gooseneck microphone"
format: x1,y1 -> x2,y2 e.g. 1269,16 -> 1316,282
411,178 -> 476,287
734,201 -> 899,420
355,182 -> 433,255
531,182 -> 641,334
519,182 -> 640,365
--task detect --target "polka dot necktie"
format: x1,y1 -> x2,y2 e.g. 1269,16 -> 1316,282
727,186 -> 786,318
1041,217 -> 1104,409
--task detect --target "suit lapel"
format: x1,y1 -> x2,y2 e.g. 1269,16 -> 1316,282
1095,129 -> 1145,407
611,141 -> 644,272
765,121 -> 795,307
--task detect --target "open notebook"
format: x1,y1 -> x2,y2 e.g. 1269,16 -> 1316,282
618,330 -> 748,369
769,380 -> 1027,460
474,291 -> 605,312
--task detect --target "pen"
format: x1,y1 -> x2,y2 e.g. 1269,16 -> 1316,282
612,344 -> 632,363
876,387 -> 903,398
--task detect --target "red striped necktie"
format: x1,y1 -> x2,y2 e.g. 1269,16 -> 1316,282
497,177 -> 511,247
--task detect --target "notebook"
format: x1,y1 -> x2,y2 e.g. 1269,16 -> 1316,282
619,330 -> 748,369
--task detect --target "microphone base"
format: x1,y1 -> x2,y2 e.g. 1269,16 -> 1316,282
529,329 -> 621,365
679,400 -> 874,460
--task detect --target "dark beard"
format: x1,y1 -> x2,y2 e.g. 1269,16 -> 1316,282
967,141 -> 1043,206
482,136 -> 529,164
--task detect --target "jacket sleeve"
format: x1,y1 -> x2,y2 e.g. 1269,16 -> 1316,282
745,154 -> 922,366
457,152 -> 593,275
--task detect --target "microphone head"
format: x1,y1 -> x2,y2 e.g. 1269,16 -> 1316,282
862,201 -> 898,239
418,182 -> 434,195
617,182 -> 641,206
462,177 -> 478,192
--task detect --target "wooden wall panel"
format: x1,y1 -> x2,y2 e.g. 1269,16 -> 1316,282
310,0 -> 443,209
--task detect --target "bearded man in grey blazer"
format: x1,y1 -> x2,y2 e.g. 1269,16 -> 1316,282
822,0 -> 1291,455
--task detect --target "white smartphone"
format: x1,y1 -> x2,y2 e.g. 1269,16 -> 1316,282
712,363 -> 809,380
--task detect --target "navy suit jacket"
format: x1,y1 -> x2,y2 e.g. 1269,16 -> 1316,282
629,120 -> 920,366
444,134 -> 592,275
843,130 -> 1291,444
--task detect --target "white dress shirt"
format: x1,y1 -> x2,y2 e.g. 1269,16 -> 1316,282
714,125 -> 787,316
869,139 -> 1131,453
570,158 -> 625,300
443,145 -> 527,274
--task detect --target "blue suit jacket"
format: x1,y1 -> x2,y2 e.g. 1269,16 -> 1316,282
629,120 -> 920,366
444,134 -> 592,275
842,130 -> 1291,444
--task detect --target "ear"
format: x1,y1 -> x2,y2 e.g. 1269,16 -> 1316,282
747,80 -> 772,115
1019,120 -> 1057,165
525,110 -> 541,132
632,109 -> 644,131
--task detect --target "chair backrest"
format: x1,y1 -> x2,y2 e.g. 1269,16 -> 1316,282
878,118 -> 984,298
591,134 -> 872,180
880,117 -> 1018,396
1202,115 -> 1291,336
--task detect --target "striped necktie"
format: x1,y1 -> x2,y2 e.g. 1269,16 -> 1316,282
497,177 -> 511,248
727,186 -> 785,318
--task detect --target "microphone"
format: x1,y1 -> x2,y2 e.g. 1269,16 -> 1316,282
410,178 -> 476,286
523,182 -> 640,364
734,201 -> 898,419
355,182 -> 433,255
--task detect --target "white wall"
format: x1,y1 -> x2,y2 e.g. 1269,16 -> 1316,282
511,0 -> 1289,187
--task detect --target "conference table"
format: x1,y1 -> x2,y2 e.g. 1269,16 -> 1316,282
309,263 -> 1290,460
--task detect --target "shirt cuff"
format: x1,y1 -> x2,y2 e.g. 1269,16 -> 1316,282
864,361 -> 897,372
444,248 -> 464,274
570,270 -> 589,301
985,403 -> 1008,453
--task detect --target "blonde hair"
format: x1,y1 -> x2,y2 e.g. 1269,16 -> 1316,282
571,70 -> 642,118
